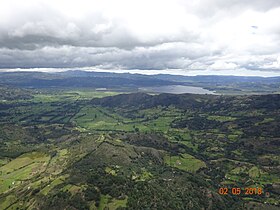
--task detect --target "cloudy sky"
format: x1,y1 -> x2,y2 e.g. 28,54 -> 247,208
1,0 -> 280,76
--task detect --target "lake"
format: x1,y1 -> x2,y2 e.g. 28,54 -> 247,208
139,85 -> 217,95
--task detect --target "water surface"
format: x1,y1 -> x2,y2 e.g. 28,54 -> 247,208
139,85 -> 216,94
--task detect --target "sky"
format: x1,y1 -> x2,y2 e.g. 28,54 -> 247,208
0,0 -> 280,76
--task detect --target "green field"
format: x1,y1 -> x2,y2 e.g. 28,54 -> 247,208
0,152 -> 50,193
164,153 -> 206,173
0,87 -> 279,210
98,195 -> 127,210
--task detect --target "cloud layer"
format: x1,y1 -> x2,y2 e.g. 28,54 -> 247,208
1,0 -> 280,75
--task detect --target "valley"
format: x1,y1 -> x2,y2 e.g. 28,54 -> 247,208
0,83 -> 279,209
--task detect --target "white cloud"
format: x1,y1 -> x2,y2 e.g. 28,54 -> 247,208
210,61 -> 238,70
0,0 -> 280,76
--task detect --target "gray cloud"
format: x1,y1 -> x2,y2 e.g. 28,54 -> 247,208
0,0 -> 280,75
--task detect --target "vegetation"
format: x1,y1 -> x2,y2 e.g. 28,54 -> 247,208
0,74 -> 279,209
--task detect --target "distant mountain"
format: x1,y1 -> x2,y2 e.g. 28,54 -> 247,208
0,71 -> 178,88
151,74 -> 280,84
92,92 -> 280,111
1,71 -> 280,94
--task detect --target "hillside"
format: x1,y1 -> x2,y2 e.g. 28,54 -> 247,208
0,89 -> 279,209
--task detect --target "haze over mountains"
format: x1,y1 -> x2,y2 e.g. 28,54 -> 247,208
1,70 -> 280,95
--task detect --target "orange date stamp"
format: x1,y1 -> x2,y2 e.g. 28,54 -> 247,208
218,187 -> 263,195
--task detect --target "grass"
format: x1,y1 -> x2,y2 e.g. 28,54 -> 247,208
248,166 -> 261,178
45,149 -> 69,175
255,117 -> 275,125
168,129 -> 197,151
32,89 -> 121,102
228,134 -> 239,141
73,106 -> 181,133
73,106 -> 137,132
105,167 -> 117,176
226,164 -> 280,186
108,197 -> 128,210
62,184 -> 84,195
131,168 -> 153,181
164,153 -> 206,173
73,106 -> 121,131
32,94 -> 73,103
0,194 -> 17,210
0,158 -> 9,167
98,195 -> 109,210
65,90 -> 121,99
98,194 -> 127,210
207,115 -> 236,122
0,152 -> 50,193
1,87 -> 280,208
32,90 -> 121,103
259,155 -> 280,165
138,169 -> 153,181
40,175 -> 68,195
